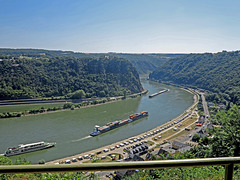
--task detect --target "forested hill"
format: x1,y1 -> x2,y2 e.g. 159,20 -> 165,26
0,48 -> 184,74
0,55 -> 143,99
149,51 -> 240,104
111,53 -> 183,74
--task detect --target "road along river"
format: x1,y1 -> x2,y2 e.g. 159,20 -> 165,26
0,78 -> 193,164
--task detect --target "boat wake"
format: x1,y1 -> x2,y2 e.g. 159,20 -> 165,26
71,135 -> 92,142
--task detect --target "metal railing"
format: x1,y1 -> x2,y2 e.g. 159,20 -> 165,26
1,157 -> 240,180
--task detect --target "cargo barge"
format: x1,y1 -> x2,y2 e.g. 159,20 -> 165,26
149,89 -> 169,98
90,111 -> 148,136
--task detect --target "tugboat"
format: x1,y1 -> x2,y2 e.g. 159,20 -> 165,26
4,141 -> 56,157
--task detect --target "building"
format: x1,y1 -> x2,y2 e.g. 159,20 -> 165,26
128,144 -> 148,159
196,116 -> 205,126
172,141 -> 191,151
157,148 -> 169,157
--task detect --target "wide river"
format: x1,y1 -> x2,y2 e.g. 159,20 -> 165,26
0,78 -> 193,164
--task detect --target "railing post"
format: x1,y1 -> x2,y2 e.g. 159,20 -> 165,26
225,163 -> 234,180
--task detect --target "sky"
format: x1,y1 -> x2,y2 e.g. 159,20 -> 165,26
0,0 -> 240,53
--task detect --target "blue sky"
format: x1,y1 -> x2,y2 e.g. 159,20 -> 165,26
0,0 -> 239,53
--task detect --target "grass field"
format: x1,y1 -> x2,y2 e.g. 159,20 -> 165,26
0,102 -> 69,113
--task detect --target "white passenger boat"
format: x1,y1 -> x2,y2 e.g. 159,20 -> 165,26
4,141 -> 56,157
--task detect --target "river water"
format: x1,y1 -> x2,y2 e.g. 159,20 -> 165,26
0,78 -> 193,164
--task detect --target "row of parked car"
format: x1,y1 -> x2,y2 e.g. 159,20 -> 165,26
63,137 -> 150,164
151,113 -> 191,141
63,114 -> 191,164
63,148 -> 111,164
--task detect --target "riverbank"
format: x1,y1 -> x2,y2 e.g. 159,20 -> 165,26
47,88 -> 198,165
1,79 -> 194,164
0,89 -> 148,119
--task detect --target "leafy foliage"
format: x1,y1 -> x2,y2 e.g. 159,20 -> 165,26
0,55 -> 143,99
191,134 -> 200,142
110,53 -> 184,74
150,51 -> 240,104
209,105 -> 240,157
124,166 -> 224,180
124,152 -> 225,180
0,156 -> 98,180
187,105 -> 240,158
124,105 -> 240,179
0,48 -> 184,74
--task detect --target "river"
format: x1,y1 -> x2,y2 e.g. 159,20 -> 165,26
0,78 -> 193,164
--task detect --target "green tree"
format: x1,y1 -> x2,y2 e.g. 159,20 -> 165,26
71,90 -> 86,99
0,156 -> 12,165
200,136 -> 209,145
63,103 -> 72,109
192,134 -> 200,142
0,55 -> 143,100
99,90 -> 106,97
209,105 -> 240,157
149,51 -> 240,105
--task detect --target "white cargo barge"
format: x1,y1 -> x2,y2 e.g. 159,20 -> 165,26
149,89 -> 169,98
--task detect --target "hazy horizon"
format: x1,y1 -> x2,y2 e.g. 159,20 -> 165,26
0,47 -> 236,54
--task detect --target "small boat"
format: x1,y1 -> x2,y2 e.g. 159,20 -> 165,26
4,141 -> 56,157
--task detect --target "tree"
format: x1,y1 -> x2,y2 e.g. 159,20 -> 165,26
71,90 -> 86,99
0,156 -> 12,165
0,55 -> 143,100
99,90 -> 106,97
63,103 -> 72,109
192,134 -> 200,142
200,136 -> 209,145
209,105 -> 240,157
149,51 -> 240,104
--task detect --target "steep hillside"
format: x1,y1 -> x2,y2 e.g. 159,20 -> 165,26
108,53 -> 182,74
150,51 -> 240,104
0,55 -> 143,99
0,49 -> 184,74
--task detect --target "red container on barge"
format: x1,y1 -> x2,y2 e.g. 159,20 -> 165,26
90,111 -> 148,136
